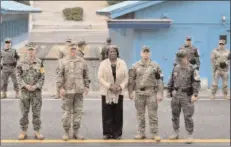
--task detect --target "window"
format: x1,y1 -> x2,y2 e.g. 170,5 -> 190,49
220,35 -> 227,44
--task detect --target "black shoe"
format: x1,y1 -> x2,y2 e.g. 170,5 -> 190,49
112,135 -> 121,140
103,135 -> 110,140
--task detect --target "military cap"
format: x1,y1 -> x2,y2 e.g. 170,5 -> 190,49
4,38 -> 12,43
176,49 -> 187,58
219,40 -> 225,44
78,40 -> 86,47
141,46 -> 150,52
27,44 -> 36,50
70,43 -> 77,50
107,37 -> 111,42
186,36 -> 192,40
66,38 -> 72,42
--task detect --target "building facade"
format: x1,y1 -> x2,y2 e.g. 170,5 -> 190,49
97,1 -> 230,88
1,1 -> 41,49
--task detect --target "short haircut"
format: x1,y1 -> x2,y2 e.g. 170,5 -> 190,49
107,45 -> 119,57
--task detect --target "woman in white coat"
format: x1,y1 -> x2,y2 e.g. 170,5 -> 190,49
98,45 -> 128,140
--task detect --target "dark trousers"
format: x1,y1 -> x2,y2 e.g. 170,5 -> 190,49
101,95 -> 123,137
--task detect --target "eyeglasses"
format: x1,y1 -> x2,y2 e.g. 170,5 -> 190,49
71,48 -> 76,50
219,43 -> 224,45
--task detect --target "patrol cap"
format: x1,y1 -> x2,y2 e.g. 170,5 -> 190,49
176,49 -> 187,58
77,40 -> 86,47
70,43 -> 77,50
4,38 -> 12,43
106,37 -> 111,42
186,36 -> 192,41
219,40 -> 225,44
141,46 -> 150,52
27,45 -> 36,50
66,38 -> 72,42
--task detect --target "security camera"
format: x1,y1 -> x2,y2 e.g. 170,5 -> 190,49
222,16 -> 226,21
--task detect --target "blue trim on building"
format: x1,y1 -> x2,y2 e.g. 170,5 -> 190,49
96,1 -> 164,19
1,1 -> 41,13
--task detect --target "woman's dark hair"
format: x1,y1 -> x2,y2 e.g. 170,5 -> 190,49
107,45 -> 119,58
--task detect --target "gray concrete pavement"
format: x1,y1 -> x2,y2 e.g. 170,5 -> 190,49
1,96 -> 230,146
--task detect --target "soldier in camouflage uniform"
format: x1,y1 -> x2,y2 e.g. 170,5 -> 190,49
56,38 -> 72,99
56,44 -> 90,141
167,49 -> 201,144
210,40 -> 230,99
0,38 -> 20,99
100,37 -> 111,61
77,40 -> 87,58
177,36 -> 200,70
17,45 -> 45,140
128,46 -> 164,142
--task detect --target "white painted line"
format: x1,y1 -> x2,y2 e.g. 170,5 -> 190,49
1,98 -> 229,101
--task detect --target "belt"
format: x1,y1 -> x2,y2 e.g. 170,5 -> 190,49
3,63 -> 15,66
140,86 -> 156,91
174,87 -> 192,93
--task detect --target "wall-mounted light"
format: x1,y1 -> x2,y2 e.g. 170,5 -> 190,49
222,16 -> 226,22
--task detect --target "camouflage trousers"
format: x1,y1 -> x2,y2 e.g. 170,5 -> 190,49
135,94 -> 158,135
19,89 -> 42,131
171,93 -> 194,134
62,93 -> 83,132
211,70 -> 229,95
1,70 -> 19,92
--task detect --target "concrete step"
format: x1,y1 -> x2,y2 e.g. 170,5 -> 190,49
31,28 -> 109,32
33,24 -> 107,30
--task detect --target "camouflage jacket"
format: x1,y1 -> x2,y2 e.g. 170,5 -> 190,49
1,48 -> 20,71
17,57 -> 45,90
58,46 -> 69,60
56,55 -> 90,94
128,60 -> 164,96
168,64 -> 201,97
211,48 -> 230,71
177,45 -> 200,68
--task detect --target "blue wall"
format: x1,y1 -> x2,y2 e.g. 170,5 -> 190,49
1,14 -> 29,48
111,1 -> 230,86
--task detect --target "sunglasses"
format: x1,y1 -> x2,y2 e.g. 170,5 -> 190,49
5,41 -> 11,43
66,41 -> 71,43
219,43 -> 224,45
186,39 -> 191,41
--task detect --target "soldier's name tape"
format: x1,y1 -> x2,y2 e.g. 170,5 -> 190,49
1,139 -> 230,143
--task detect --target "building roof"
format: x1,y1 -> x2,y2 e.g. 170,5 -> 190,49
1,1 -> 41,14
96,1 -> 164,19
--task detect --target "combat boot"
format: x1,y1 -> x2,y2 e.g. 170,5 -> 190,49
34,131 -> 44,140
224,94 -> 230,100
73,130 -> 84,140
185,133 -> 194,144
62,131 -> 69,141
55,90 -> 60,99
1,92 -> 7,99
15,90 -> 20,98
169,130 -> 179,140
18,131 -> 27,140
134,133 -> 146,140
153,134 -> 161,142
210,94 -> 215,100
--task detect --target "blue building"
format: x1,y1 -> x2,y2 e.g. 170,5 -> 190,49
96,1 -> 230,87
1,1 -> 41,49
